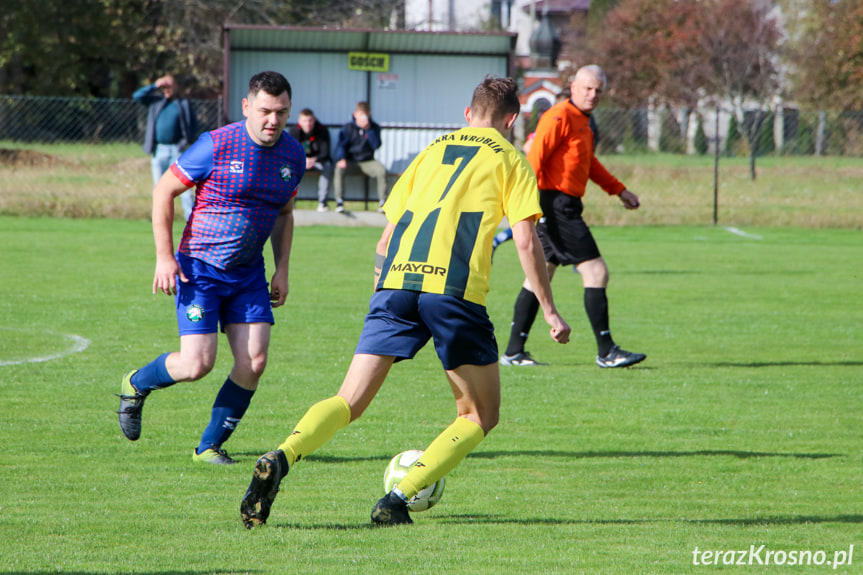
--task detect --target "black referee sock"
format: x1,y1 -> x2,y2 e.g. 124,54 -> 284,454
584,287 -> 615,357
505,287 -> 540,356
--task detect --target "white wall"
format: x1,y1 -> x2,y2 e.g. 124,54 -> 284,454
230,47 -> 507,171
403,0 -> 535,57
404,0 -> 487,31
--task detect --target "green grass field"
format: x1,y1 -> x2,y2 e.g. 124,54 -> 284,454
1,217 -> 860,574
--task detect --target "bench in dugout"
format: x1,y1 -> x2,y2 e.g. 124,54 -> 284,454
293,164 -> 401,211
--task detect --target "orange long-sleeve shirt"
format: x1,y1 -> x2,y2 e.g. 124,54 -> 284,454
527,100 -> 625,198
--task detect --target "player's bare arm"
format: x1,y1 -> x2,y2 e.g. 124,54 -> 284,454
269,199 -> 295,308
511,219 -> 571,344
152,169 -> 191,296
374,221 -> 396,289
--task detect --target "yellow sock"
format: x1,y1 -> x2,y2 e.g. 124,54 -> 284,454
397,417 -> 485,499
278,396 -> 351,466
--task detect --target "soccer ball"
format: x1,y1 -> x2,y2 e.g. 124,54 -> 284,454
383,449 -> 446,512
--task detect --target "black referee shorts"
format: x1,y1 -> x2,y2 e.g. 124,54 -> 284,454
536,189 -> 601,267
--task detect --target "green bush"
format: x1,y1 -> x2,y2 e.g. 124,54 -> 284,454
824,113 -> 848,156
725,113 -> 748,157
658,109 -> 685,154
757,112 -> 775,156
725,114 -> 740,155
694,115 -> 708,155
792,115 -> 815,155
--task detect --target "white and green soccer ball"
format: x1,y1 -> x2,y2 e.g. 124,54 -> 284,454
383,449 -> 446,512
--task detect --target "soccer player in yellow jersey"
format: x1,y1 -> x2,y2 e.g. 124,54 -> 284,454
241,76 -> 571,528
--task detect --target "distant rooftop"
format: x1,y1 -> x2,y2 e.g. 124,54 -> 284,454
521,0 -> 591,13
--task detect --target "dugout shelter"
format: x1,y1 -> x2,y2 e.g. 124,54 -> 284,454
222,25 -> 516,203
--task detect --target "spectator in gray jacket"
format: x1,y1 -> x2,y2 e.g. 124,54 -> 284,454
133,74 -> 197,221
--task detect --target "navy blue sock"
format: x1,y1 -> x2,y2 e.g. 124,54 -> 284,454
130,353 -> 176,395
197,378 -> 255,454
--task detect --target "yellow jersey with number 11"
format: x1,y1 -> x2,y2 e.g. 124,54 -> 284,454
378,126 -> 541,306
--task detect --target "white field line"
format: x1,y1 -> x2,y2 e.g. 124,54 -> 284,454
724,227 -> 763,240
0,331 -> 91,366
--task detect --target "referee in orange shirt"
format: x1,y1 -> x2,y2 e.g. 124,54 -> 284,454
501,65 -> 646,368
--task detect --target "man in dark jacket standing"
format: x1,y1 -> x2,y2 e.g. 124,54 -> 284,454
333,101 -> 388,213
133,74 -> 198,221
289,109 -> 333,212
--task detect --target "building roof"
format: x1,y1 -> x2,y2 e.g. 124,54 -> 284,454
224,24 -> 516,56
521,0 -> 591,13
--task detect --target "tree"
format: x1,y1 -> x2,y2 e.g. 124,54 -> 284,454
0,0 -> 402,98
0,0 -> 140,97
699,0 -> 783,179
582,0 -> 710,108
788,0 -> 863,109
590,0 -> 782,174
119,0 -> 402,96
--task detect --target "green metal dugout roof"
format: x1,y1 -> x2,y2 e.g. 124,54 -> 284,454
224,24 -> 517,56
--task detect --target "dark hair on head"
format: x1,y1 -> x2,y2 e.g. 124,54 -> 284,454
470,76 -> 520,123
248,71 -> 292,99
299,108 -> 315,117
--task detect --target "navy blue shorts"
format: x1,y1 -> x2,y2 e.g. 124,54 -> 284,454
175,253 -> 274,336
355,290 -> 498,370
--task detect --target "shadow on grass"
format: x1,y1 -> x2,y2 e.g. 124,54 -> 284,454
230,449 -> 840,464
436,513 -> 863,527
268,522 -> 380,531
711,360 -> 863,368
468,449 -> 840,460
255,514 -> 863,531
228,452 -> 393,463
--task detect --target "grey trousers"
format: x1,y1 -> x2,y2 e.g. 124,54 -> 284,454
152,143 -> 194,221
334,159 -> 387,204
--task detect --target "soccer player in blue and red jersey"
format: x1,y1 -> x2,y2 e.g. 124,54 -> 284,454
241,76 -> 571,528
117,71 -> 306,464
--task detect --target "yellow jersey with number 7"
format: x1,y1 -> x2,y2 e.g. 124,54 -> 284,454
378,126 -> 541,306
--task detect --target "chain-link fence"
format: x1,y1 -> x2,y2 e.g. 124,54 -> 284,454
524,105 -> 863,158
2,94 -> 863,158
590,107 -> 863,157
0,95 -> 222,144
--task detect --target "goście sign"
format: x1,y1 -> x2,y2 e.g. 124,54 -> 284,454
348,52 -> 390,72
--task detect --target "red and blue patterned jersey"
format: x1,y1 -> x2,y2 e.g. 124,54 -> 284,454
171,121 -> 305,270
